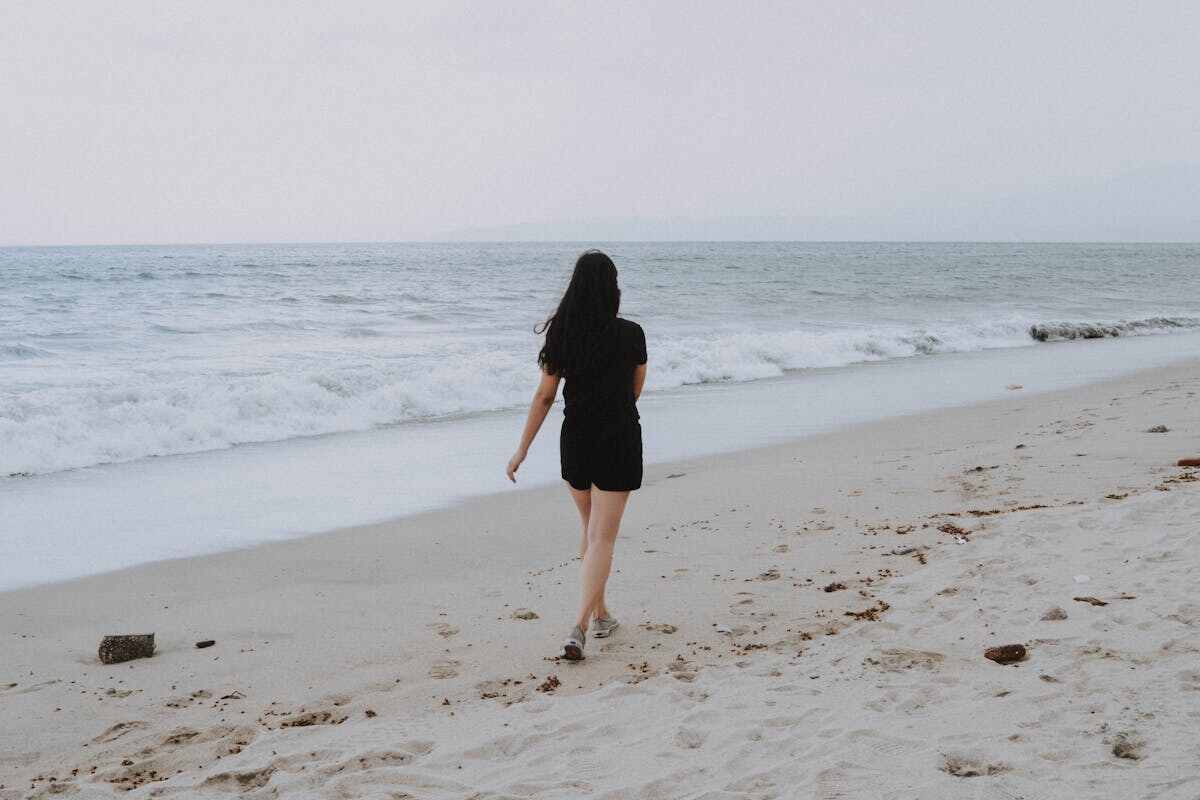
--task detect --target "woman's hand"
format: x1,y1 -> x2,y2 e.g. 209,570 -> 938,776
506,449 -> 527,483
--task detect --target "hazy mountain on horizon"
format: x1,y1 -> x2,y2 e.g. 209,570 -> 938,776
437,165 -> 1200,242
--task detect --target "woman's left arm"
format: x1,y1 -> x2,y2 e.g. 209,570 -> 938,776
632,363 -> 647,400
506,370 -> 561,482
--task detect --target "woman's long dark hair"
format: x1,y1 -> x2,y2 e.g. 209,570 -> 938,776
537,250 -> 621,377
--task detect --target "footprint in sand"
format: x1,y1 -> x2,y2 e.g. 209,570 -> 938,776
641,623 -> 678,634
165,689 -> 212,709
278,708 -> 348,728
91,720 -> 149,744
429,660 -> 460,679
815,764 -> 880,799
318,749 -> 418,775
666,656 -> 698,682
863,648 -> 944,673
847,729 -> 925,758
430,623 -> 460,638
1177,670 -> 1200,691
200,766 -> 276,792
940,753 -> 1009,777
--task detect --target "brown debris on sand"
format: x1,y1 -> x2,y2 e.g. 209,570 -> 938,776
845,601 -> 890,621
822,581 -> 847,593
937,522 -> 969,537
1074,596 -> 1109,607
984,644 -> 1027,664
511,609 -> 539,620
1040,607 -> 1068,621
1146,425 -> 1169,433
1111,732 -> 1145,760
536,675 -> 561,693
1178,458 -> 1200,468
98,634 -> 155,664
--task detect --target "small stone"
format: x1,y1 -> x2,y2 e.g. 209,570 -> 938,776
1040,607 -> 1068,621
984,644 -> 1027,665
511,609 -> 539,620
1146,425 -> 1169,433
195,640 -> 216,649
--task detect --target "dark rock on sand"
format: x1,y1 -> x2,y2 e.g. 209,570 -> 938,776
984,644 -> 1027,664
195,640 -> 216,649
1146,425 -> 1169,433
99,634 -> 155,664
1178,458 -> 1200,467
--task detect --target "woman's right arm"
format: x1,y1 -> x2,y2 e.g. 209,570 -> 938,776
506,370 -> 561,482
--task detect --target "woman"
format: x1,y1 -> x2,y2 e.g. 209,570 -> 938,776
505,250 -> 647,661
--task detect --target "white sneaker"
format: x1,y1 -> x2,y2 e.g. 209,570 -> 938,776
563,625 -> 586,660
591,616 -> 620,639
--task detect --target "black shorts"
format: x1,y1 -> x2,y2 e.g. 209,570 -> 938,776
560,419 -> 643,492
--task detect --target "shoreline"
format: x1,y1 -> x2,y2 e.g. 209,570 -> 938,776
5,334 -> 1200,594
4,359 -> 1199,797
0,353 -> 1192,599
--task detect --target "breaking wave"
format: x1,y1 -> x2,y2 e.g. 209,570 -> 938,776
4,314 -> 1197,477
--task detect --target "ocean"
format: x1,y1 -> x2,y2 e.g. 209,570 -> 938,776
2,242 -> 1199,588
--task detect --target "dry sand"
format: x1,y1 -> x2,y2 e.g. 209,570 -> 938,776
3,361 -> 1199,798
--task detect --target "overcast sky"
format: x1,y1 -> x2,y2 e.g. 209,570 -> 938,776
2,2 -> 1197,245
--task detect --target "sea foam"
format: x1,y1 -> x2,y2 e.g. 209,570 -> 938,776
3,315 -> 1196,477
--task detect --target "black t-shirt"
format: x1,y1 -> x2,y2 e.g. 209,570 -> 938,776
561,318 -> 646,427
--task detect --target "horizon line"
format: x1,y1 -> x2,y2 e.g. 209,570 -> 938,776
4,238 -> 1199,249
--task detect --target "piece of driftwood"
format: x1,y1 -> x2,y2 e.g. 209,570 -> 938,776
1179,458 -> 1200,467
98,634 -> 155,664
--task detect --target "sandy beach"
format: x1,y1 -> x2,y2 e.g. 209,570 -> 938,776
3,360 -> 1199,798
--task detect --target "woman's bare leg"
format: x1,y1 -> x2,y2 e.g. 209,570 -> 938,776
568,484 -> 612,620
567,484 -> 591,558
575,487 -> 629,631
